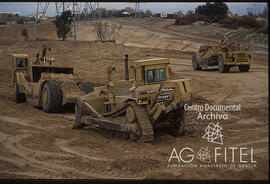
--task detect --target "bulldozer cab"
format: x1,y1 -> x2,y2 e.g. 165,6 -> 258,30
143,66 -> 166,84
105,58 -> 171,101
131,58 -> 170,85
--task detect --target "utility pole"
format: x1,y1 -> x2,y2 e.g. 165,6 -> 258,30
135,2 -> 140,18
34,2 -> 49,40
266,6 -> 268,27
85,2 -> 100,19
253,2 -> 256,17
35,2 -> 85,41
34,2 -> 101,40
72,2 -> 81,40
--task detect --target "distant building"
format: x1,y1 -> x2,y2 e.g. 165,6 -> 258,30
122,11 -> 131,17
160,12 -> 167,18
26,13 -> 47,20
111,9 -> 122,14
0,12 -> 19,17
93,8 -> 106,14
0,12 -> 19,24
123,7 -> 134,14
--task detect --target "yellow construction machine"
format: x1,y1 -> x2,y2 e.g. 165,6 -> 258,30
12,45 -> 93,112
192,36 -> 253,73
73,55 -> 192,142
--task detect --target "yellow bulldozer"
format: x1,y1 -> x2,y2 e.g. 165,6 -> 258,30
12,44 -> 93,112
73,55 -> 192,142
192,36 -> 253,73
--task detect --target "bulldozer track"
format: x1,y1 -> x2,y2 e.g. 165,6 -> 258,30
132,104 -> 154,143
97,102 -> 154,142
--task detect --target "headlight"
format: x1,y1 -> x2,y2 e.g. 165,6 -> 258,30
160,88 -> 174,92
136,89 -> 156,95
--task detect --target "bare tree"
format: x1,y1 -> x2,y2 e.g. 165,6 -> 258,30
21,29 -> 29,41
94,20 -> 122,41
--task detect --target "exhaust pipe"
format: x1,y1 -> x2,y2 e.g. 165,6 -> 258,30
125,54 -> 129,80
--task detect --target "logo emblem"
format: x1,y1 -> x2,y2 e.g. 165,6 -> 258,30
202,122 -> 223,145
197,147 -> 211,163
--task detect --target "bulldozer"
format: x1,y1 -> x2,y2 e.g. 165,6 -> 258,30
192,36 -> 253,73
73,55 -> 192,142
12,44 -> 93,112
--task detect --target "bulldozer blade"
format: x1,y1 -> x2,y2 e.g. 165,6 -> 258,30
84,117 -> 124,132
73,99 -> 85,129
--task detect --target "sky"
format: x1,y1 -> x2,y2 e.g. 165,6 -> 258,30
0,2 -> 267,17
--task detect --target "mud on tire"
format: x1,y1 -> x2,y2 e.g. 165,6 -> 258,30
41,81 -> 63,113
14,76 -> 26,103
218,55 -> 229,73
192,52 -> 201,70
171,109 -> 186,137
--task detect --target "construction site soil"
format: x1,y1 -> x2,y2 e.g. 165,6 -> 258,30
0,18 -> 268,179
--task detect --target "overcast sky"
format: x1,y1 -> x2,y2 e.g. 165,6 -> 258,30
0,2 -> 267,16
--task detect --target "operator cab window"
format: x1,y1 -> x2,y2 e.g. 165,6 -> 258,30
245,45 -> 250,51
16,58 -> 28,68
147,68 -> 166,84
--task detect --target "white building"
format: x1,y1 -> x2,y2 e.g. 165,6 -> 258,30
122,12 -> 130,15
160,12 -> 167,18
26,13 -> 47,20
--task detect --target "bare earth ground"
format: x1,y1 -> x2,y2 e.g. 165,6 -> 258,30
0,18 -> 268,179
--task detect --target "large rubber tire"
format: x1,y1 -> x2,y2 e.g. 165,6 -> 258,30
77,82 -> 94,94
14,76 -> 26,103
41,81 -> 63,113
171,109 -> 186,137
218,55 -> 229,73
238,65 -> 250,72
192,52 -> 201,70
